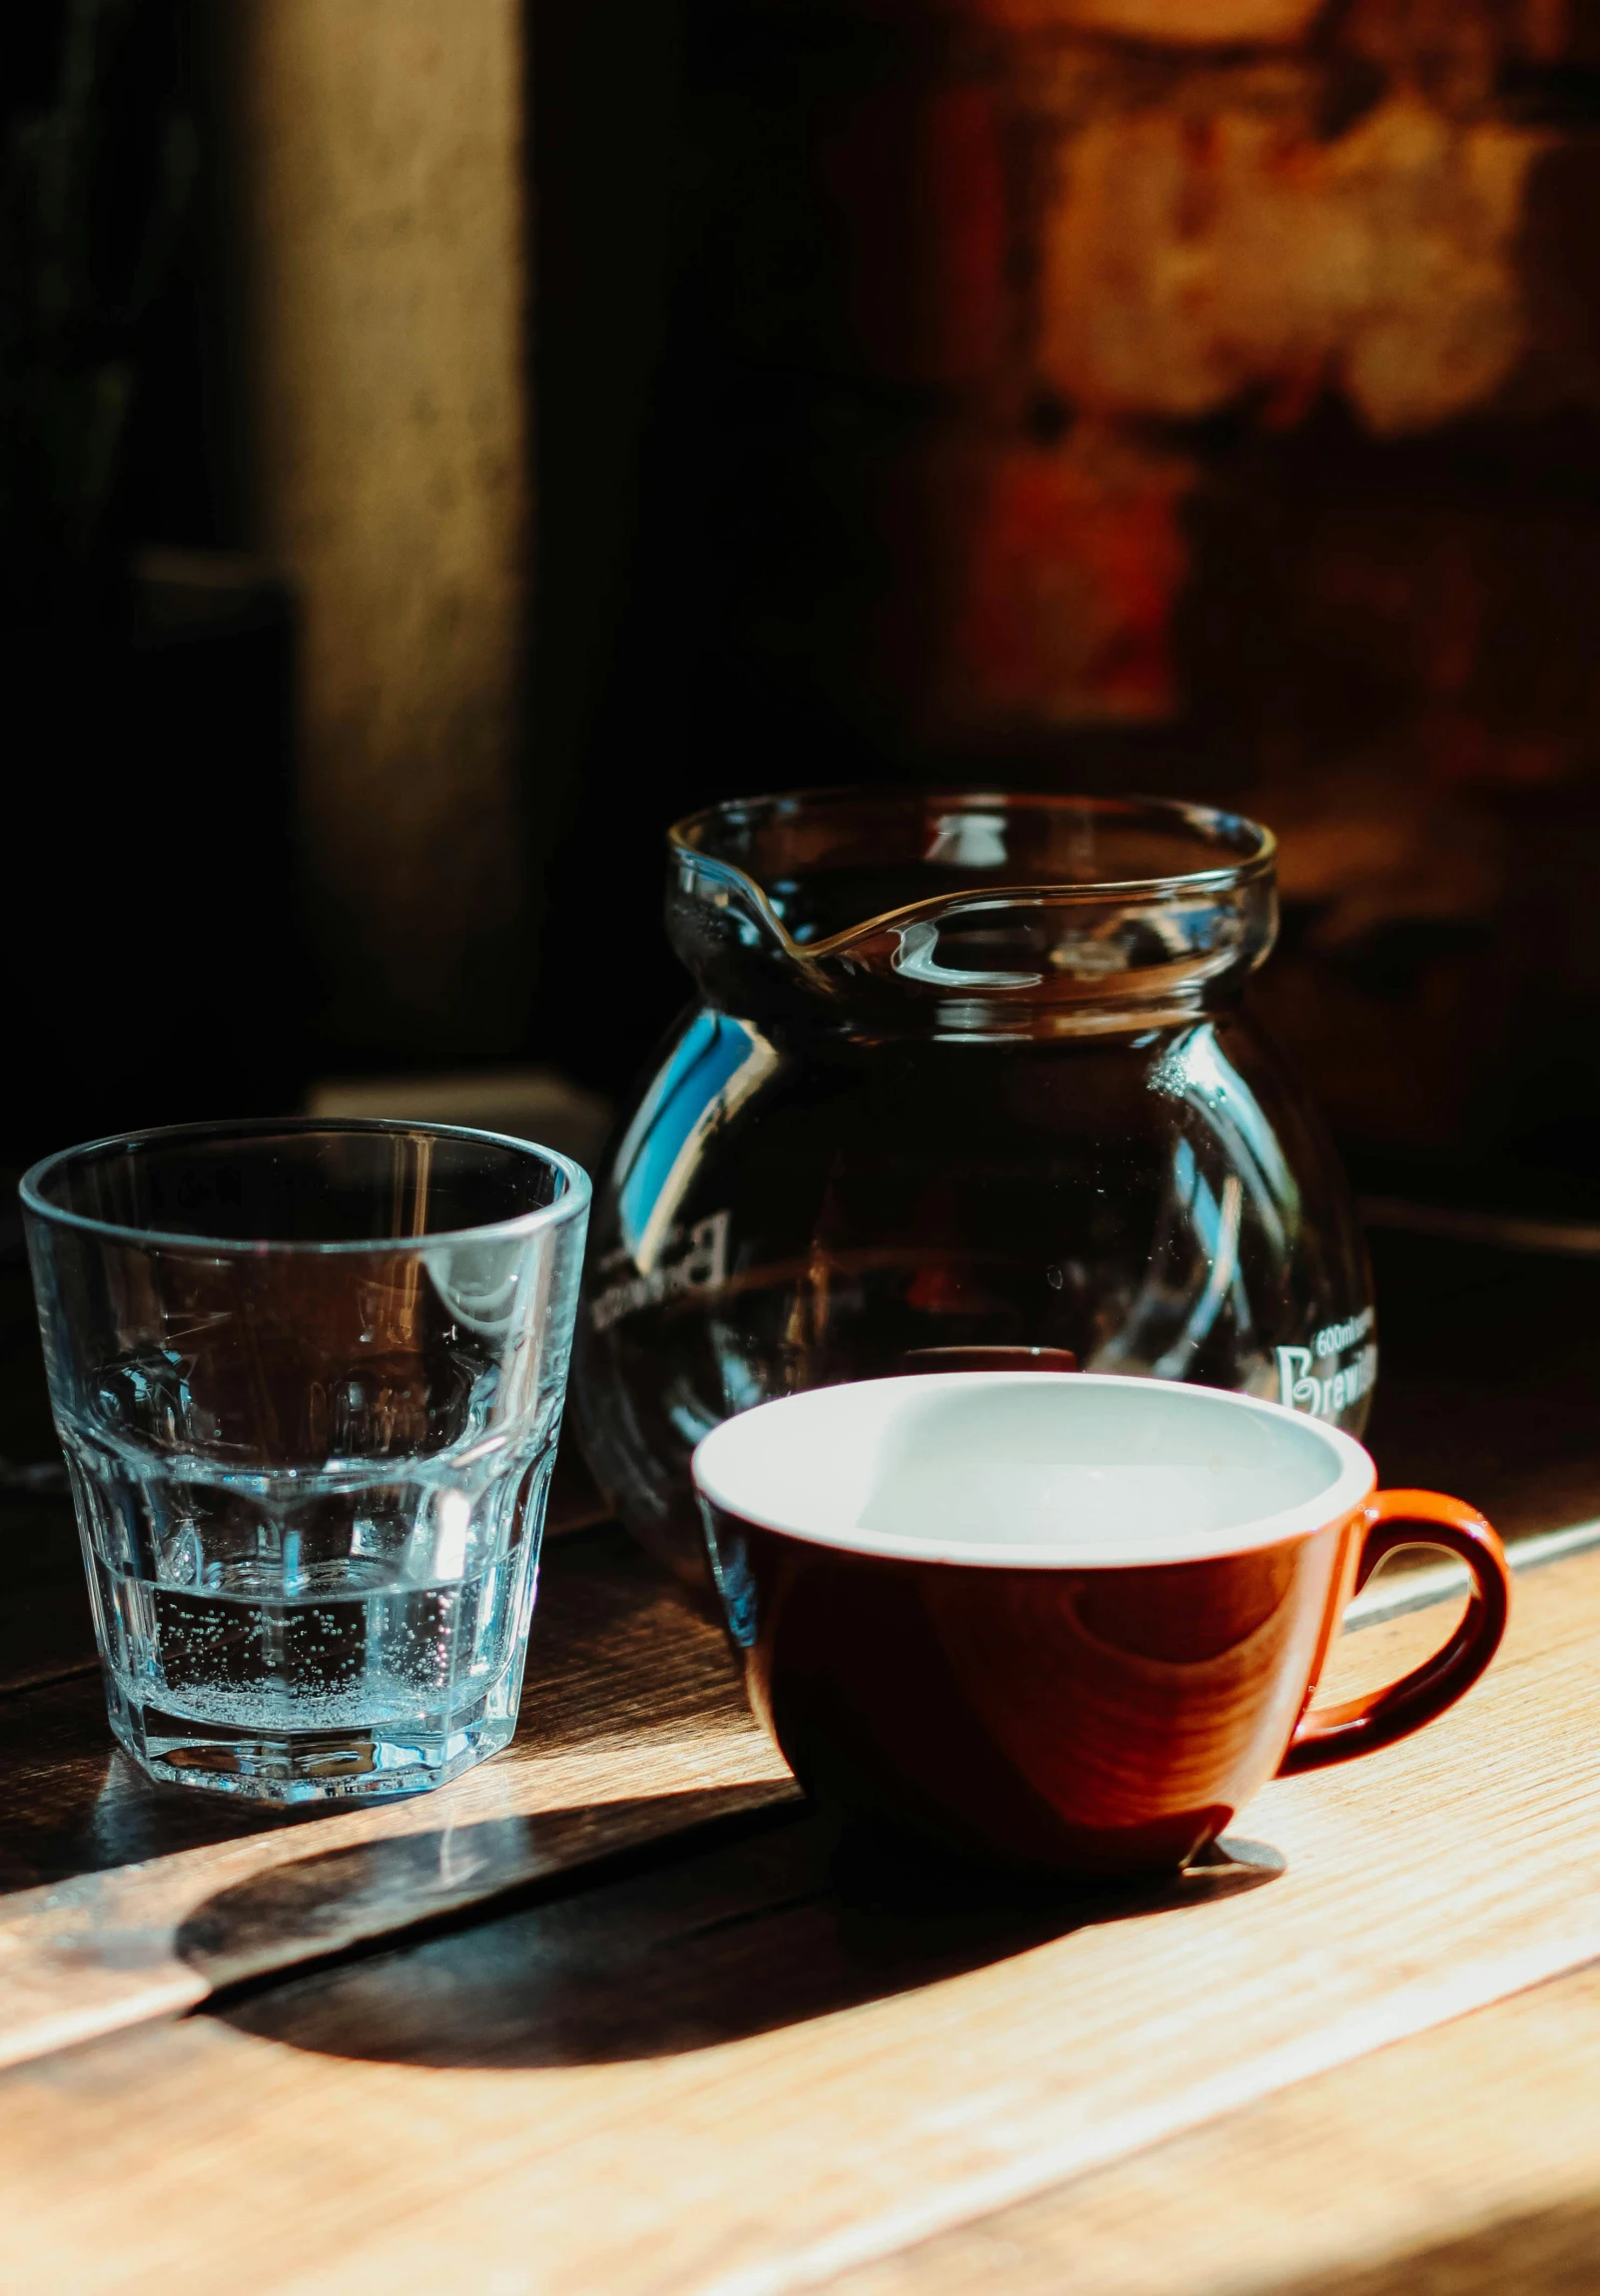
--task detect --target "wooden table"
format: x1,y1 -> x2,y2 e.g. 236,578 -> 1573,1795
4,1222 -> 1600,2294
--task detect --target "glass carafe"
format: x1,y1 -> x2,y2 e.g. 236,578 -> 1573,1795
573,789 -> 1374,1584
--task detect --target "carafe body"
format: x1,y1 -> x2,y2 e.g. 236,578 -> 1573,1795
574,791 -> 1374,1583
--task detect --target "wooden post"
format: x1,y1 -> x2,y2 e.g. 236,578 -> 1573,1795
218,0 -> 531,1063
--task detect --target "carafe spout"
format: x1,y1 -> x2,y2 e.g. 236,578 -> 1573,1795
668,788 -> 1276,1035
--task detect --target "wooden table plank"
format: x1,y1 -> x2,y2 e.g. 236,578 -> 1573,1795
0,1526 -> 733,1896
0,1528 -> 793,2069
0,1494 -> 1568,2079
1,1546 -> 1597,2296
823,1956 -> 1600,2296
0,1210 -> 1593,2293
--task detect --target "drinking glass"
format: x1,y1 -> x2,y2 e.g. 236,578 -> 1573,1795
22,1120 -> 589,1803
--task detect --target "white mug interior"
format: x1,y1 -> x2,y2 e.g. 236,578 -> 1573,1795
691,1373 -> 1375,1567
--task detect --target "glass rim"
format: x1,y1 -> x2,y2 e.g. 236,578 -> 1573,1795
669,787 -> 1275,961
19,1115 -> 593,1257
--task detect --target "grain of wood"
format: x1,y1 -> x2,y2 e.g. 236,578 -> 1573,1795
822,1959 -> 1600,2296
0,1495 -> 1523,2077
0,1530 -> 792,2069
0,1549 -> 1596,2296
0,1528 -> 748,1890
0,1505 -> 1513,2072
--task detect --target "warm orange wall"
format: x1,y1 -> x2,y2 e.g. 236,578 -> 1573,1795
631,0 -> 1600,1174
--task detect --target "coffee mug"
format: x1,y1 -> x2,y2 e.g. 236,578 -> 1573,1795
693,1374 -> 1509,1876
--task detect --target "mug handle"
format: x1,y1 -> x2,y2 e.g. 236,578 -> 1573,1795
1277,1489 -> 1511,1777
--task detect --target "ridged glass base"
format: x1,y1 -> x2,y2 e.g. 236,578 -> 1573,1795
104,1676 -> 518,1804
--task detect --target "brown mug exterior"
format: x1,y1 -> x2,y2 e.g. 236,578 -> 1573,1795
699,1487 -> 1509,1876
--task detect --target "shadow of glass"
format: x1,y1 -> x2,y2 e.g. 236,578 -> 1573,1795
196,1809 -> 1283,2070
176,1785 -> 798,1989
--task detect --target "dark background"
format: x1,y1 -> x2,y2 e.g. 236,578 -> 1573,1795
9,0 -> 1600,1210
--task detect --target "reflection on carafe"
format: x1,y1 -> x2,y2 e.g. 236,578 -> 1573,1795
573,790 -> 1374,1584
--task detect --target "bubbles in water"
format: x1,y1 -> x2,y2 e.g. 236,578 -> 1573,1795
64,1413 -> 554,1744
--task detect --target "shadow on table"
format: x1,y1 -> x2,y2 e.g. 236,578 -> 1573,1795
191,1806 -> 1283,2069
1272,2194 -> 1600,2296
167,1784 -> 798,1989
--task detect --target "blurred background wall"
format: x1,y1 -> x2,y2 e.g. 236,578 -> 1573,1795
1,0 -> 532,1160
535,0 -> 1600,1215
7,0 -> 1600,1211
216,0 -> 532,1071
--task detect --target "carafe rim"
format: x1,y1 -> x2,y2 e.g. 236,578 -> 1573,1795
669,786 -> 1275,963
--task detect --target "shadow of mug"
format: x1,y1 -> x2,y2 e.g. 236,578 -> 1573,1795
187,1802 -> 1282,2068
